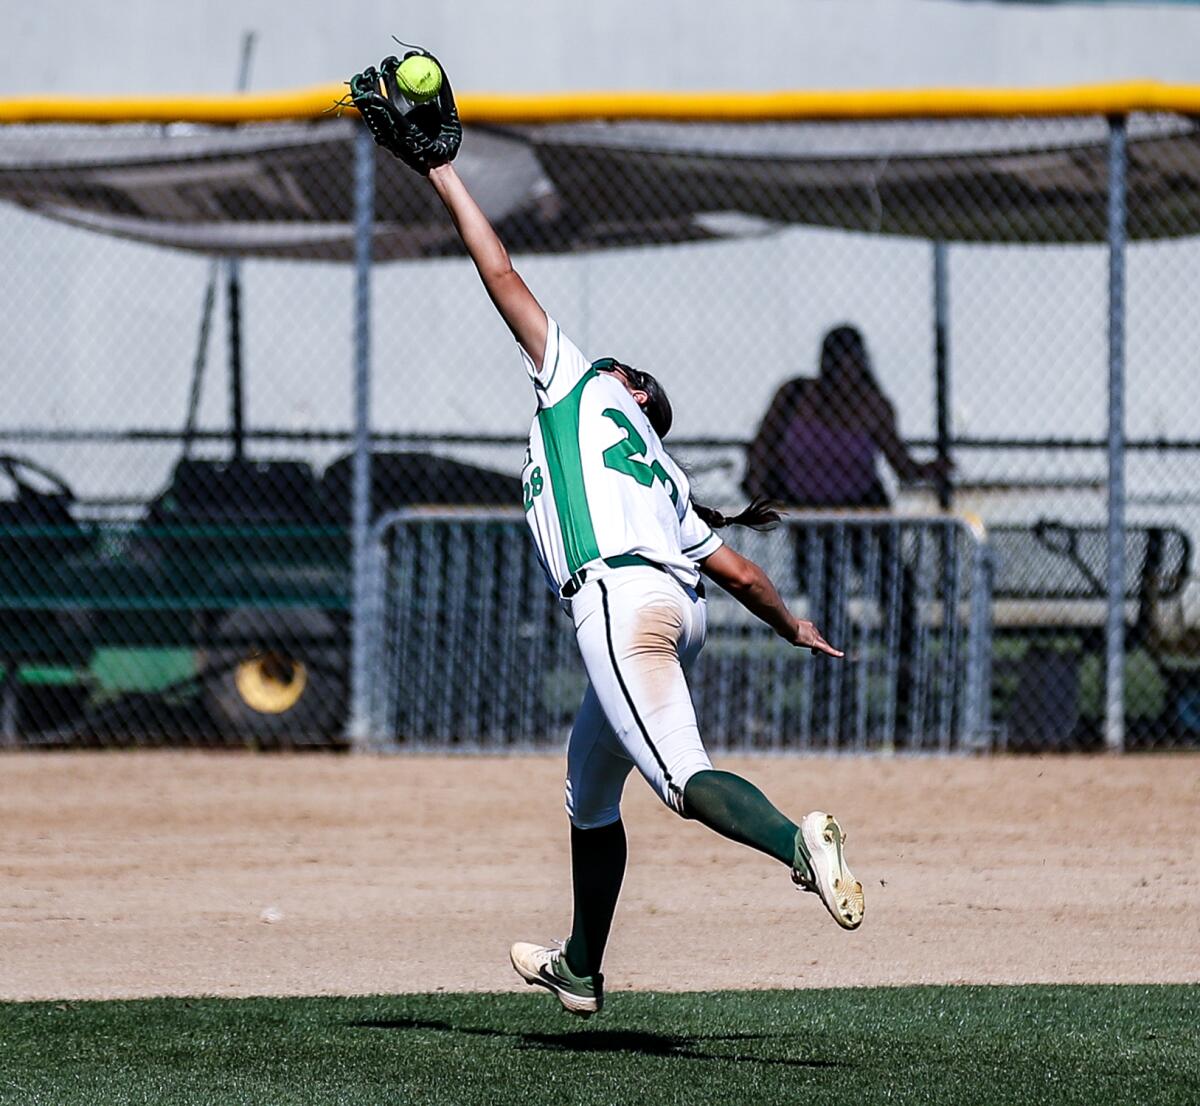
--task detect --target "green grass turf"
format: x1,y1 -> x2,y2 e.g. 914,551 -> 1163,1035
1,985 -> 1196,1106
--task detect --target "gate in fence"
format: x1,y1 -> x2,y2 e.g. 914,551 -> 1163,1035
364,510 -> 992,752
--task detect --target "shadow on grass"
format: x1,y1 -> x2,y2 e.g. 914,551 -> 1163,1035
350,1017 -> 842,1069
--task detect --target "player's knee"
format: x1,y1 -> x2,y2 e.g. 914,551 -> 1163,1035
656,773 -> 696,820
665,782 -> 689,818
661,757 -> 711,819
565,776 -> 623,830
567,805 -> 623,831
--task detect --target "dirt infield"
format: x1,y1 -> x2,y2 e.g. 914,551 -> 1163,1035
1,751 -> 1197,1001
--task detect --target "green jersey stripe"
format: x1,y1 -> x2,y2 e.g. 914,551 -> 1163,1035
681,531 -> 716,554
537,369 -> 601,573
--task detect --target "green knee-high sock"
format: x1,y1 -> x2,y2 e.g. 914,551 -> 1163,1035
563,820 -> 627,979
682,769 -> 803,869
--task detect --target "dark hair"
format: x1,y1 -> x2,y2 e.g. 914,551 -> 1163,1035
693,497 -> 781,532
819,324 -> 877,389
592,358 -> 673,438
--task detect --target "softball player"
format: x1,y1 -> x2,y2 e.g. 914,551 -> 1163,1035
426,162 -> 864,1018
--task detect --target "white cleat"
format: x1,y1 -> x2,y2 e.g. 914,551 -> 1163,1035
510,941 -> 603,1017
792,811 -> 865,930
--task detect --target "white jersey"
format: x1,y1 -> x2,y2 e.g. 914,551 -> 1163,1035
520,318 -> 723,591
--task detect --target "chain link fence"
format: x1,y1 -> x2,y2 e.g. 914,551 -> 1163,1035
0,101 -> 1197,750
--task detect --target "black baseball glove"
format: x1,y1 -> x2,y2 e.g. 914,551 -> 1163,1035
347,50 -> 462,175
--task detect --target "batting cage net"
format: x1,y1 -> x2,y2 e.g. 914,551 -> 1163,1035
0,86 -> 1198,751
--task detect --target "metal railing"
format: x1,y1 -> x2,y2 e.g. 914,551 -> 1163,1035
361,510 -> 993,752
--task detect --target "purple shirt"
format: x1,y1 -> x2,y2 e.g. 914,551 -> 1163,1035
778,420 -> 882,506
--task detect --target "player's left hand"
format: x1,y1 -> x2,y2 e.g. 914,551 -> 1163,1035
791,619 -> 844,658
345,50 -> 462,175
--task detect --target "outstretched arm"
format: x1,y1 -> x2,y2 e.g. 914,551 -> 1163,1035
427,163 -> 548,368
700,545 -> 843,657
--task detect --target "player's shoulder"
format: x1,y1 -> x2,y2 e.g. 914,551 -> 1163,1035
529,318 -> 597,408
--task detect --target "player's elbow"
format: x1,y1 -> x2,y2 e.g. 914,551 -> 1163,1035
704,549 -> 761,594
480,247 -> 518,287
727,562 -> 766,594
482,266 -> 527,312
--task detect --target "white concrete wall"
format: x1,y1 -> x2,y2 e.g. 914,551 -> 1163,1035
3,0 -> 1198,95
2,0 -> 1199,511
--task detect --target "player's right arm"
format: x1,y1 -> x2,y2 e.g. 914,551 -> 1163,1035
427,163 -> 548,368
700,545 -> 843,658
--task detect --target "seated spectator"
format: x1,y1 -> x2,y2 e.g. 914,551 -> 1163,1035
742,324 -> 948,745
744,325 -> 946,507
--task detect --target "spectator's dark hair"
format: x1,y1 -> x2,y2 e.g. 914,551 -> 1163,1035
819,324 -> 878,390
593,357 -> 779,534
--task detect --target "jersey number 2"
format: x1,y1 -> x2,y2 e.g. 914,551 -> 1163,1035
600,409 -> 679,506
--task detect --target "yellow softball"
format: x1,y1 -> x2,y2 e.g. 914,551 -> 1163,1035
396,56 -> 442,104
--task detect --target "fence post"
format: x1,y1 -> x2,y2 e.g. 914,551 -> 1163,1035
346,128 -> 375,750
1105,115 -> 1128,754
932,241 -> 953,511
962,520 -> 991,749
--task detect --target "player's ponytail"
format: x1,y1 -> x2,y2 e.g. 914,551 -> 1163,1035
693,497 -> 781,532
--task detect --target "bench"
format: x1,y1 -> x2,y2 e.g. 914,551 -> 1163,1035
986,519 -> 1192,746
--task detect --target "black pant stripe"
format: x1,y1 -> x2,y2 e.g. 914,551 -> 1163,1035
598,578 -> 677,794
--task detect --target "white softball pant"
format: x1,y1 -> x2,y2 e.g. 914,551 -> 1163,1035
564,565 -> 712,829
